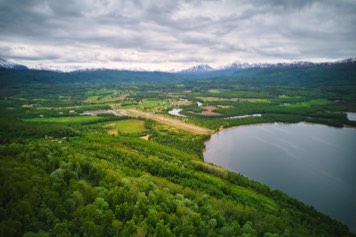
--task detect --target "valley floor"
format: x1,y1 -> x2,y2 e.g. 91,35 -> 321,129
1,66 -> 355,236
125,109 -> 214,135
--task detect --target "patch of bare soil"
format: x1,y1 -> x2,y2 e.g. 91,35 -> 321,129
217,105 -> 232,109
230,98 -> 260,102
200,106 -> 221,116
174,100 -> 192,106
140,134 -> 150,140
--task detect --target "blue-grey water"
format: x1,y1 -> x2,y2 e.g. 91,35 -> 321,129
204,123 -> 356,231
347,112 -> 356,121
168,108 -> 186,117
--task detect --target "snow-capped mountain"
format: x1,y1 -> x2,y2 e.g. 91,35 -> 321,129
335,57 -> 356,64
33,64 -> 106,72
1,57 -> 355,73
181,64 -> 214,73
32,64 -> 152,72
220,61 -> 320,71
0,58 -> 28,70
183,61 -> 324,73
220,62 -> 268,70
220,58 -> 355,70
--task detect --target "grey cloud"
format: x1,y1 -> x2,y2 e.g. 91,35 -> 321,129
255,0 -> 314,9
0,0 -> 355,70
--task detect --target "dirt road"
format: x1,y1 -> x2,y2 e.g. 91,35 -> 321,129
125,109 -> 214,135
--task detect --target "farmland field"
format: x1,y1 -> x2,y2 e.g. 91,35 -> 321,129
113,119 -> 146,134
1,62 -> 356,236
23,115 -> 111,124
283,98 -> 330,107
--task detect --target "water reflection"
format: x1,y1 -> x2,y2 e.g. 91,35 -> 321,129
204,123 -> 356,231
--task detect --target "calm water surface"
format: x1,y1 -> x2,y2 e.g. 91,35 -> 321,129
347,112 -> 356,121
204,122 -> 356,231
168,108 -> 186,117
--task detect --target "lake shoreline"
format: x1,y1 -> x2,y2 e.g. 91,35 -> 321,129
203,121 -> 356,232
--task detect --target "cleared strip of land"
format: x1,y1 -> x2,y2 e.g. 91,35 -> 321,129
125,109 -> 214,135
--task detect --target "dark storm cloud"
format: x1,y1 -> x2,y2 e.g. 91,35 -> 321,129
0,0 -> 355,70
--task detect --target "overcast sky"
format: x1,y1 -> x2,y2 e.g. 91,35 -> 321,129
0,0 -> 355,70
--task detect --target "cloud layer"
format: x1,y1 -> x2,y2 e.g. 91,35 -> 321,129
0,0 -> 355,70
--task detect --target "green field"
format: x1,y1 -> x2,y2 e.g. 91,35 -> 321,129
244,98 -> 271,103
1,63 -> 355,236
278,95 -> 302,99
283,98 -> 329,108
84,96 -> 100,103
208,89 -> 221,93
141,98 -> 162,107
115,119 -> 146,134
23,115 -> 105,124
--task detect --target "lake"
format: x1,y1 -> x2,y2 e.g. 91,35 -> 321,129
204,122 -> 356,231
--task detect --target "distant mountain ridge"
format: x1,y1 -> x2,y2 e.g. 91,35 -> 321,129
1,57 -> 355,73
0,58 -> 28,70
181,57 -> 356,73
180,64 -> 214,73
1,57 -> 355,89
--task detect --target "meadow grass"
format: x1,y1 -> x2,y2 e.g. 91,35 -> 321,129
23,116 -> 104,124
115,119 -> 146,134
283,98 -> 329,108
244,98 -> 271,103
142,98 -> 162,107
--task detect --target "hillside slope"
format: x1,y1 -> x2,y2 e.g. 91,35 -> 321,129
0,64 -> 355,236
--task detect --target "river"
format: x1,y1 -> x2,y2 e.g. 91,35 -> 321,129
204,122 -> 356,231
168,108 -> 186,117
347,112 -> 356,121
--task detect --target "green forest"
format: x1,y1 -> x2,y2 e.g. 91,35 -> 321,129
1,62 -> 356,237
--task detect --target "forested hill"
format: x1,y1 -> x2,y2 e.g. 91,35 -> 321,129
1,118 -> 354,236
229,62 -> 356,86
0,62 -> 355,236
1,60 -> 355,87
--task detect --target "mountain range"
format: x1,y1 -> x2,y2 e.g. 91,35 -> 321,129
1,57 -> 355,73
0,58 -> 28,70
182,58 -> 356,73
